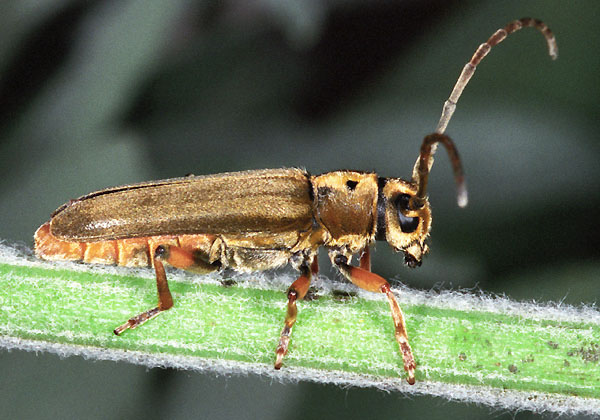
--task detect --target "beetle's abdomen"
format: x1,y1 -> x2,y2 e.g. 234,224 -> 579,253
34,222 -> 215,267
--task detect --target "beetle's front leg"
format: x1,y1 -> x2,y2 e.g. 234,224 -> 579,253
274,259 -> 316,369
114,244 -> 219,335
331,250 -> 416,384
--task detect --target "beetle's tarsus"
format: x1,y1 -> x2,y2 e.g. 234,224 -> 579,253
113,324 -> 127,335
113,306 -> 162,335
275,327 -> 291,369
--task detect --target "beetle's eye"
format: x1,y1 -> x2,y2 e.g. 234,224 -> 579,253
395,194 -> 420,233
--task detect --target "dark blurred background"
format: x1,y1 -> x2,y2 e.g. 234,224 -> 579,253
1,0 -> 599,418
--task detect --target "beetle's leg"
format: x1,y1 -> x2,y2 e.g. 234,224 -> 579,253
310,255 -> 319,274
114,246 -> 173,335
331,252 -> 416,385
275,259 -> 315,369
359,247 -> 371,271
114,244 -> 220,335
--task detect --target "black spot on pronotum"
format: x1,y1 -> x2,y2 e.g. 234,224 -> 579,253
395,194 -> 420,233
346,180 -> 358,191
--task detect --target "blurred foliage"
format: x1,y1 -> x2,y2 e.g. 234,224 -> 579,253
1,0 -> 599,418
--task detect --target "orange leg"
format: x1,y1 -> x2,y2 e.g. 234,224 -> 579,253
275,261 -> 315,369
332,253 -> 416,385
114,244 -> 219,335
359,247 -> 371,272
310,255 -> 319,274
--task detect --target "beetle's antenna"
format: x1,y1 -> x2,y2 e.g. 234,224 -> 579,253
412,18 -> 558,209
436,18 -> 557,135
412,133 -> 466,210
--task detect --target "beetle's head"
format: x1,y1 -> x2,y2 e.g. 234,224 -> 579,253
379,132 -> 467,268
379,178 -> 432,268
390,131 -> 469,266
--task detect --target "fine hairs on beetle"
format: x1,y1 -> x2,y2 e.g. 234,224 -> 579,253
35,18 -> 557,385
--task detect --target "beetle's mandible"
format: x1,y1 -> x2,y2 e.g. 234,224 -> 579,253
35,18 -> 557,384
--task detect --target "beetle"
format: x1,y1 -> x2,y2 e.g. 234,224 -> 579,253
34,18 -> 557,384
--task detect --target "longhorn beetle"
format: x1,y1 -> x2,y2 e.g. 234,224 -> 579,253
35,18 -> 557,384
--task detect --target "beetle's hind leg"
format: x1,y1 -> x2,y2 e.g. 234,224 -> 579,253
331,248 -> 416,384
114,243 -> 220,335
274,257 -> 317,369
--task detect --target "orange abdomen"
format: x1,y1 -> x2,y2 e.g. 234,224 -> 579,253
34,222 -> 214,267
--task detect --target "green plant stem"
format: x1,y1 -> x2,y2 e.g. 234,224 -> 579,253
1,245 -> 599,415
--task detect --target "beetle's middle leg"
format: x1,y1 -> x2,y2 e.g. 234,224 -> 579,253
114,243 -> 220,335
331,249 -> 416,385
274,257 -> 317,369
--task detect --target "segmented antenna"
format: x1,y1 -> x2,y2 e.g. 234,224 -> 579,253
411,18 -> 558,209
436,18 -> 557,135
412,133 -> 466,210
